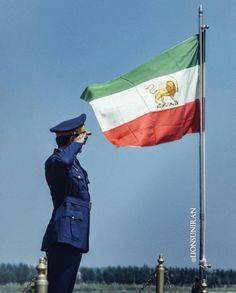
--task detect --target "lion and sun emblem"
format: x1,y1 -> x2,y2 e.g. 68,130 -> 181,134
145,78 -> 179,108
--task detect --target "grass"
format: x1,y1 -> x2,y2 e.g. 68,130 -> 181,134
0,283 -> 23,293
75,283 -> 155,292
0,283 -> 236,293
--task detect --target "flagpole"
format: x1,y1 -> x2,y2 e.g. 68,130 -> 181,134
198,4 -> 209,290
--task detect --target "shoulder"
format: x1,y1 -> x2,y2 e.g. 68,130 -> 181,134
45,150 -> 61,168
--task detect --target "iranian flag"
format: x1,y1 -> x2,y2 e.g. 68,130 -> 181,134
81,36 -> 200,147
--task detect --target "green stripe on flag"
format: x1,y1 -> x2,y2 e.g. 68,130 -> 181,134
81,35 -> 199,102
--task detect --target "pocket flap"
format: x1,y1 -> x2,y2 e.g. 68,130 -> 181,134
63,210 -> 83,220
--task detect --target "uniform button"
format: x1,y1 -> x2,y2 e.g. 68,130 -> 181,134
72,216 -> 75,220
78,175 -> 81,179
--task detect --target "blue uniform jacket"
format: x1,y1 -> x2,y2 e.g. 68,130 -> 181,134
41,142 -> 91,253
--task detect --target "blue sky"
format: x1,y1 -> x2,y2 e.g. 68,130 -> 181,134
0,0 -> 235,270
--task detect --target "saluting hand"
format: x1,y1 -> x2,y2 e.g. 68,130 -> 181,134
74,132 -> 87,144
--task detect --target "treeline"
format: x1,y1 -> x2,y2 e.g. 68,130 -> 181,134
0,263 -> 36,284
79,266 -> 236,287
0,263 -> 236,287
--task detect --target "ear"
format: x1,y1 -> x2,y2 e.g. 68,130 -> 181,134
70,136 -> 75,143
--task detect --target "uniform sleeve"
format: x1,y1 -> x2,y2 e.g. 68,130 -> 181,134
54,142 -> 83,168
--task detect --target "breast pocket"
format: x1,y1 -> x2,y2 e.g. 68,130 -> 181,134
72,174 -> 88,192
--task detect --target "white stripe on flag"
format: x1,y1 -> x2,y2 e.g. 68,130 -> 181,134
90,65 -> 199,131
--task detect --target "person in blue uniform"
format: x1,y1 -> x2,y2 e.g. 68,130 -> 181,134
41,114 -> 92,293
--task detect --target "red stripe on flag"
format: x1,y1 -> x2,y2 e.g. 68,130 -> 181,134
103,100 -> 200,147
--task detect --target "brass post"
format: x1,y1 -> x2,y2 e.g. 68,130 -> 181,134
201,278 -> 208,293
156,255 -> 165,293
35,257 -> 48,293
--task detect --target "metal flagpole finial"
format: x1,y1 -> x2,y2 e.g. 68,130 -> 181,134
199,4 -> 203,15
199,5 -> 210,30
